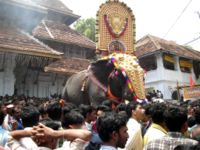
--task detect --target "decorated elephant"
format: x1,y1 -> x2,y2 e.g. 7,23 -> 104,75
62,53 -> 145,106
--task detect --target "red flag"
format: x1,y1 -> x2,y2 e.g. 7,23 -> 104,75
189,75 -> 195,88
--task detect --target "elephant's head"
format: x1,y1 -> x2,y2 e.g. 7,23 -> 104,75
107,68 -> 137,102
90,53 -> 145,103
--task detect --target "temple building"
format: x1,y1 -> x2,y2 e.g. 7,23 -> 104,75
0,0 -> 95,98
136,35 -> 200,100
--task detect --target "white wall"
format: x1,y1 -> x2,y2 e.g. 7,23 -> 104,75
17,71 -> 66,98
0,53 -> 16,96
144,53 -> 197,99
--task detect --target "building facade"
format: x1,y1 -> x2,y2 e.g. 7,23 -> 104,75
136,35 -> 200,100
0,0 -> 96,98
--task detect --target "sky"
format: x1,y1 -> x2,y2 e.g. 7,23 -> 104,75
62,0 -> 200,51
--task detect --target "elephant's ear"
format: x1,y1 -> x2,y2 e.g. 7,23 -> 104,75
90,58 -> 115,85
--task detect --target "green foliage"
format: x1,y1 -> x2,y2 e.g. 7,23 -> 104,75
74,18 -> 95,42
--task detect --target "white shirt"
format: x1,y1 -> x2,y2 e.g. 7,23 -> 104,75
57,138 -> 87,150
5,127 -> 38,150
100,145 -> 117,150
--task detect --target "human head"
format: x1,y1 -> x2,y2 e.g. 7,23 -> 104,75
115,103 -> 127,113
96,105 -> 111,118
151,102 -> 167,124
38,104 -> 48,121
47,100 -> 62,121
142,103 -> 152,123
13,104 -> 22,120
96,112 -> 128,148
62,110 -> 84,129
101,100 -> 112,109
38,118 -> 60,149
21,105 -> 40,127
164,105 -> 187,132
5,100 -> 14,116
126,101 -> 144,121
79,104 -> 97,123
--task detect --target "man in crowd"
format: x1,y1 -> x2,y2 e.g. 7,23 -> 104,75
96,111 -> 128,150
143,102 -> 167,146
144,105 -> 198,150
120,101 -> 144,150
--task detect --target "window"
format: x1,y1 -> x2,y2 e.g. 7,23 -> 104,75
139,55 -> 157,71
179,58 -> 192,73
163,54 -> 175,70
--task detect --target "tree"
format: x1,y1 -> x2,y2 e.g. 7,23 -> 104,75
74,18 -> 95,42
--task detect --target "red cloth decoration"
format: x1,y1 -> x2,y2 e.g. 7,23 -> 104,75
189,74 -> 195,88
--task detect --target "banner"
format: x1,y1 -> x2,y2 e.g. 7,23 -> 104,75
164,55 -> 175,63
180,60 -> 192,68
183,86 -> 200,100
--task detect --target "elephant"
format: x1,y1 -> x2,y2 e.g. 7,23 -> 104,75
62,54 -> 143,106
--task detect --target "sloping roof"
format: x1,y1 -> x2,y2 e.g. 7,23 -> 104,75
44,58 -> 90,74
5,0 -> 45,11
32,0 -> 78,17
135,34 -> 200,60
0,27 -> 63,58
0,0 -> 47,32
33,20 -> 96,49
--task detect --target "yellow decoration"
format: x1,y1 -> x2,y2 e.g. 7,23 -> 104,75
96,0 -> 135,54
180,60 -> 192,68
164,55 -> 175,63
102,53 -> 146,99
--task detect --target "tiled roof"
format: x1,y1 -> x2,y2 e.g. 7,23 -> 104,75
0,27 -> 63,58
33,20 -> 96,49
44,58 -> 90,74
135,34 -> 200,60
32,0 -> 77,16
6,0 -> 45,10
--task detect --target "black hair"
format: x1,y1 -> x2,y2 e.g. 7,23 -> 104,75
79,104 -> 95,118
0,111 -> 5,125
164,105 -> 187,132
62,110 -> 84,128
115,103 -> 127,113
97,105 -> 111,112
21,105 -> 40,127
101,100 -> 112,108
143,103 -> 153,116
188,116 -> 196,128
194,108 -> 200,124
126,101 -> 139,118
151,103 -> 167,124
96,111 -> 127,142
38,104 -> 48,117
40,118 -> 60,130
47,101 -> 62,121
62,102 -> 77,116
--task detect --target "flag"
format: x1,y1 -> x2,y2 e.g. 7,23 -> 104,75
189,74 -> 195,88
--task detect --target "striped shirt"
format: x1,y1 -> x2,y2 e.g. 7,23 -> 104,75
144,132 -> 198,150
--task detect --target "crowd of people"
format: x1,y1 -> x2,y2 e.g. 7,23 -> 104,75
0,95 -> 200,150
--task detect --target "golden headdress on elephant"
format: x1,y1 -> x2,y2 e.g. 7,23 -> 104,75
101,53 -> 146,100
96,0 -> 146,100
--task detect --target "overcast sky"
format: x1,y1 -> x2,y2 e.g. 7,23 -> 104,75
62,0 -> 200,51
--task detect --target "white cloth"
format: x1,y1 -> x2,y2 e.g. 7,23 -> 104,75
3,115 -> 12,131
100,145 -> 117,150
57,138 -> 87,150
5,127 -> 39,150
